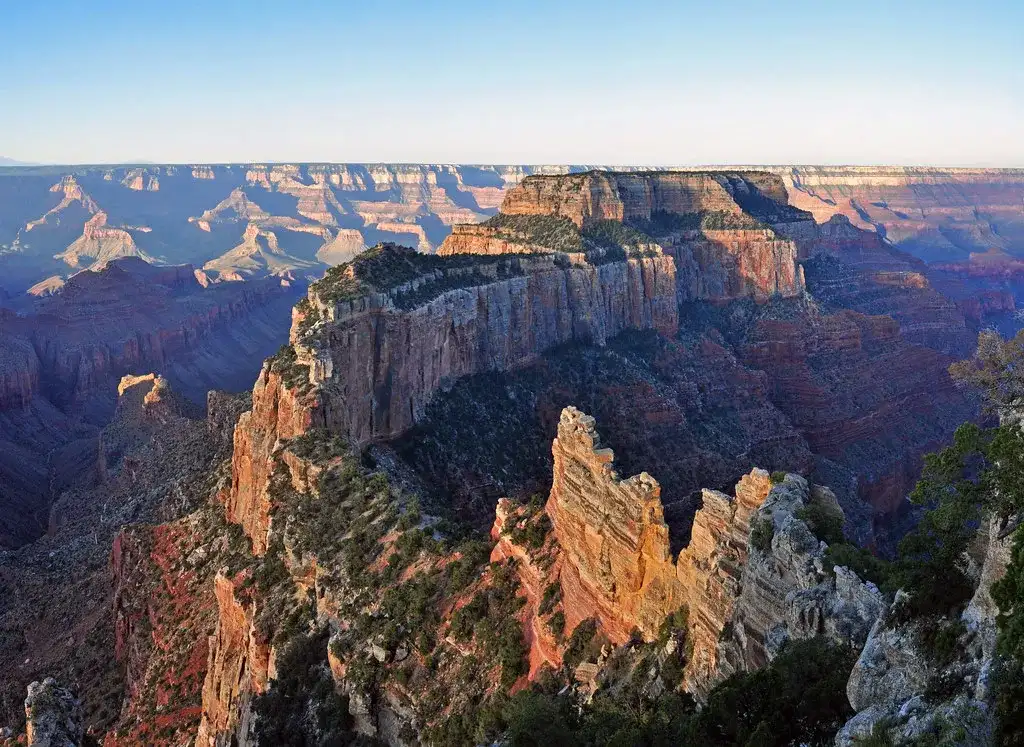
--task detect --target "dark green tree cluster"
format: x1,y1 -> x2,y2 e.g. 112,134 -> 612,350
495,638 -> 855,747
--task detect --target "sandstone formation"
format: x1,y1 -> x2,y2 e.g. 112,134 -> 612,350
225,366 -> 314,553
195,573 -> 271,747
297,247 -> 678,446
710,478 -> 884,697
203,222 -> 320,282
0,163 -> 603,294
521,407 -> 882,700
55,211 -> 154,269
498,170 -> 787,227
546,406 -> 688,643
440,171 -> 806,303
777,166 -> 1024,263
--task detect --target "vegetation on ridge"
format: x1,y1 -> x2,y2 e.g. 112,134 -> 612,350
310,242 -> 528,308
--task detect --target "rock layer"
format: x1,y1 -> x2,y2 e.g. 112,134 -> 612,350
302,252 -> 679,446
543,406 -> 882,700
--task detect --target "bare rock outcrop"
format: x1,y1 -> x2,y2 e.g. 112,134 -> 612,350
225,367 -> 314,553
196,573 -> 272,747
23,678 -> 83,747
836,515 -> 1013,746
709,476 -> 884,698
546,406 -> 686,643
439,171 -> 805,303
299,248 -> 678,446
543,406 -> 882,700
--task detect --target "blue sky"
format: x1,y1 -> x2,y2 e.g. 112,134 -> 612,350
1,0 -> 1021,165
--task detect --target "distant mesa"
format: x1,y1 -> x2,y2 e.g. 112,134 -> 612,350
202,222 -> 319,282
1,163 -> 1023,296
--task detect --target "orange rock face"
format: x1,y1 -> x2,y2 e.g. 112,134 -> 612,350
306,254 -> 679,445
546,407 -> 681,643
500,171 -> 758,227
544,407 -> 772,681
196,573 -> 272,747
440,171 -> 806,303
225,366 -> 315,553
675,471 -> 771,694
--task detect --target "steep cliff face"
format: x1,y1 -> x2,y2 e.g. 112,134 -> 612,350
524,407 -> 882,701
0,376 -> 246,738
0,258 -> 299,547
225,366 -> 316,553
195,573 -> 271,747
499,171 -> 776,227
301,248 -> 678,446
439,171 -> 805,303
3,257 -> 300,418
709,478 -> 884,698
779,166 -> 1024,263
545,406 -> 686,643
740,307 -> 977,516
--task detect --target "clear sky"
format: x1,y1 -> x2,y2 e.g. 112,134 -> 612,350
1,0 -> 1021,165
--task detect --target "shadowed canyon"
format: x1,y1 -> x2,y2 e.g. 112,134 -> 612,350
2,165 -> 1024,746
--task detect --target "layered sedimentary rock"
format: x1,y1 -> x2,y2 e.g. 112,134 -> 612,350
440,171 -> 805,303
195,573 -> 272,747
203,222 -> 320,282
0,257 -> 299,547
225,367 -> 314,553
740,307 -> 976,516
301,249 -> 678,446
0,164 -> 601,293
2,257 -> 299,417
710,478 -> 884,696
545,406 -> 687,642
543,407 -> 882,700
778,166 -> 1024,263
500,171 -> 784,227
55,211 -> 154,269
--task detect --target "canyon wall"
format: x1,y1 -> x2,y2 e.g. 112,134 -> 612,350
302,253 -> 678,446
0,257 -> 299,548
537,407 -> 883,699
1,257 -> 300,417
778,166 -> 1024,263
499,170 -> 787,227
0,164 -> 609,293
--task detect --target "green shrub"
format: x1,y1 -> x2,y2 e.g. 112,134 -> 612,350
482,213 -> 582,252
563,618 -> 598,670
502,690 -> 575,747
750,517 -> 774,554
797,501 -> 845,546
824,543 -> 891,588
539,582 -> 561,616
770,471 -> 787,485
658,605 -> 689,646
548,610 -> 566,640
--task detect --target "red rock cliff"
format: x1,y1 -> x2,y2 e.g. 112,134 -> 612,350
301,252 -> 679,445
543,407 -> 774,689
